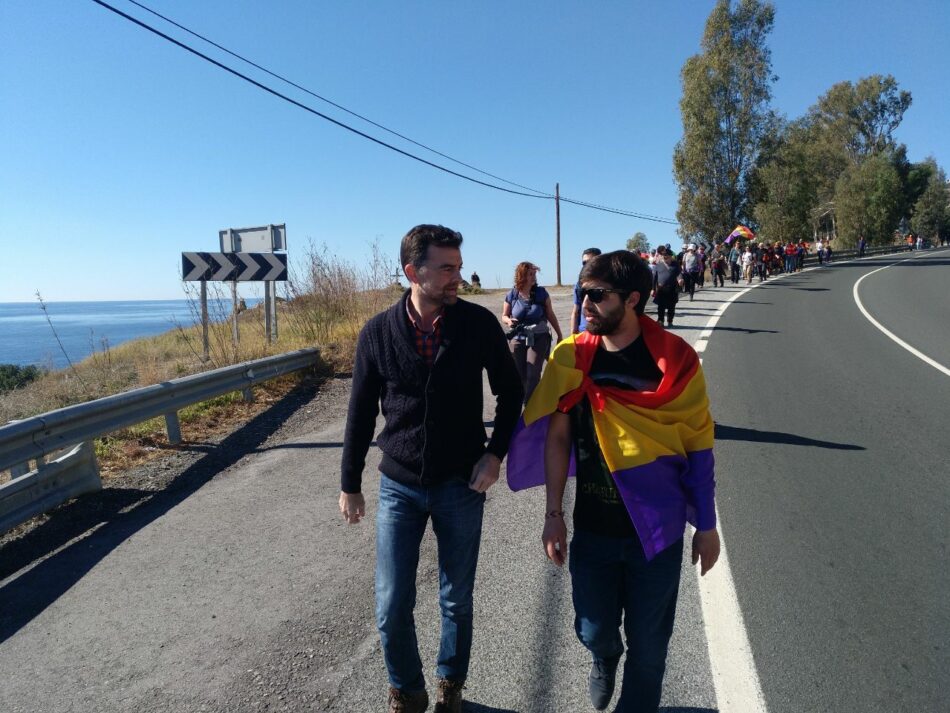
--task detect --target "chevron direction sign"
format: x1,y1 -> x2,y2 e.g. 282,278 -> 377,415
182,252 -> 287,281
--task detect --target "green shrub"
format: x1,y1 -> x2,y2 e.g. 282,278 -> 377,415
0,364 -> 45,394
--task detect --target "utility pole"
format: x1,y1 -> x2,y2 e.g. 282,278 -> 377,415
555,183 -> 562,286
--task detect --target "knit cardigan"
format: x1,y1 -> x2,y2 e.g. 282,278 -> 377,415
341,291 -> 523,493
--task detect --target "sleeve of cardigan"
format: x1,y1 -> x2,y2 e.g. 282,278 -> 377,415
340,323 -> 383,494
483,314 -> 524,460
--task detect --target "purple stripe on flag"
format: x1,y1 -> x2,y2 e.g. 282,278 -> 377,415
506,415 -> 575,491
610,448 -> 714,560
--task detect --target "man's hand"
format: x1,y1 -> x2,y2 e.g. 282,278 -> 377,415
469,453 -> 501,493
692,528 -> 720,575
542,513 -> 568,566
339,491 -> 366,524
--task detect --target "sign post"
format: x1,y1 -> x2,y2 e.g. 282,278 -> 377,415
231,281 -> 239,347
218,224 -> 286,345
200,280 -> 209,362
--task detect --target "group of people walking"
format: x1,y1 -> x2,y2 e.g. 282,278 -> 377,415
646,238 -> 835,326
340,225 -> 720,713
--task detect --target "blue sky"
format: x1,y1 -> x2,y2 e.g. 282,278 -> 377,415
1,0 -> 947,301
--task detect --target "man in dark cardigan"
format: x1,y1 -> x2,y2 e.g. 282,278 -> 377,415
339,224 -> 522,713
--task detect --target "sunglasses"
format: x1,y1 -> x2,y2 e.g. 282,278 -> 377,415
580,287 -> 628,304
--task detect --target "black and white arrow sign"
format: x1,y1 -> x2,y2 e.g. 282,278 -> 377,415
234,252 -> 287,281
182,252 -> 287,281
182,252 -> 211,281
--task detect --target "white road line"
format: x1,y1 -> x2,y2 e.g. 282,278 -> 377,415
852,251 -> 950,378
694,247 -> 944,711
694,519 -> 768,713
694,285 -> 766,713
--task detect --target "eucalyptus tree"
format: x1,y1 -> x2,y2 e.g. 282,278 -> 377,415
673,0 -> 777,244
911,162 -> 949,243
626,232 -> 650,253
834,153 -> 903,246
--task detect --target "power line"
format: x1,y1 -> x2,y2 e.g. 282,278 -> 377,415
123,0 -> 552,198
90,0 -> 679,226
89,0 -> 544,199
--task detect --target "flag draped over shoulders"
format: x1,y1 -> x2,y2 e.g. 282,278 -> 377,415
506,315 -> 716,560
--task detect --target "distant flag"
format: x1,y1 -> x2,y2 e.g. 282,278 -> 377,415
726,225 -> 756,244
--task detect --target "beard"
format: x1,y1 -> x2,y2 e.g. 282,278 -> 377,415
440,287 -> 459,305
418,282 -> 459,307
584,303 -> 625,335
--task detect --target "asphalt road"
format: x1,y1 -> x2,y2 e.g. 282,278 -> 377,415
704,248 -> 950,713
1,251 -> 946,712
0,283 -> 721,713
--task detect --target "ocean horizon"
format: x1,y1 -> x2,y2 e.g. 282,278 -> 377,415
0,298 -> 262,369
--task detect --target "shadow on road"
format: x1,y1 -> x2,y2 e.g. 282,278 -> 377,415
817,256 -> 949,268
255,441 -> 373,451
660,708 -> 718,713
0,377 -> 324,644
715,424 -> 864,451
672,326 -> 778,334
464,704 -> 519,712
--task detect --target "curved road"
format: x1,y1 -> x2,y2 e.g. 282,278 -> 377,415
704,248 -> 950,713
2,251 -> 946,712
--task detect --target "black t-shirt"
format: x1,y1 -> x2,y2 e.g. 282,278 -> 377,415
571,335 -> 663,537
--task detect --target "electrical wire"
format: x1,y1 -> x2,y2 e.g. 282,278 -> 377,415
90,0 -> 547,198
91,0 -> 679,225
123,0 -> 553,198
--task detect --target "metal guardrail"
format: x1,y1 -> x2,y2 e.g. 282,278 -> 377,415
0,348 -> 320,533
800,243 -> 912,265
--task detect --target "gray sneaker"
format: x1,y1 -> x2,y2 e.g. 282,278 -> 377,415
588,654 -> 621,711
388,686 -> 429,713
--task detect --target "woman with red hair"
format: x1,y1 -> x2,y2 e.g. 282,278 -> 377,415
502,262 -> 563,404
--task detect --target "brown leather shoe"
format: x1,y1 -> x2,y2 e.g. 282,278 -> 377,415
433,678 -> 465,713
387,686 -> 429,713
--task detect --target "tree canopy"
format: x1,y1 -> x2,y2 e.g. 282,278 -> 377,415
673,0 -> 776,244
676,5 -> 940,248
750,74 -> 928,245
911,162 -> 949,242
626,232 -> 650,253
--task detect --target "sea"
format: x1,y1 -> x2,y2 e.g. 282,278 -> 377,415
0,299 -> 262,369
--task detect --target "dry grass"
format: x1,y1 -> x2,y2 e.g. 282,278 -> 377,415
1,241 -> 400,481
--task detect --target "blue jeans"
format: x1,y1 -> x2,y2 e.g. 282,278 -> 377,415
570,530 -> 684,713
375,474 -> 486,692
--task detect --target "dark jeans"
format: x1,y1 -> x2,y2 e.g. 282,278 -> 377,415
376,474 -> 486,691
509,332 -> 552,404
657,304 -> 676,325
570,531 -> 684,713
729,262 -> 740,283
684,272 -> 698,299
712,266 -> 725,287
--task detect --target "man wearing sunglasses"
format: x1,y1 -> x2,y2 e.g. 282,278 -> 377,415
571,247 -> 603,334
340,224 -> 523,713
530,251 -> 720,713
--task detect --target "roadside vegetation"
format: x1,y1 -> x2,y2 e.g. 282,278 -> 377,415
674,0 -> 949,248
0,364 -> 45,394
1,241 -> 401,480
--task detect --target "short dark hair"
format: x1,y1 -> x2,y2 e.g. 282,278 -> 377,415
400,224 -> 463,269
579,250 -> 653,315
582,247 -> 602,258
